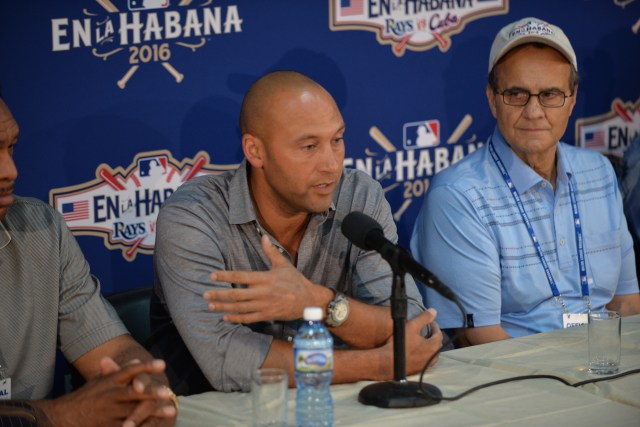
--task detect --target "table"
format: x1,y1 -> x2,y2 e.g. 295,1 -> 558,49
175,315 -> 640,426
444,314 -> 640,409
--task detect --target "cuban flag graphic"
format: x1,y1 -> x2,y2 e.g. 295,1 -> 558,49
128,0 -> 170,11
62,201 -> 90,222
340,0 -> 364,17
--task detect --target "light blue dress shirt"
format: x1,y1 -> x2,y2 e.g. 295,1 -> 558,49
410,127 -> 638,337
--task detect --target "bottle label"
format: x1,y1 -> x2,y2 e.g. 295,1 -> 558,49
295,349 -> 333,372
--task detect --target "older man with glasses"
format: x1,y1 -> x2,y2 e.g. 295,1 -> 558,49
410,17 -> 640,346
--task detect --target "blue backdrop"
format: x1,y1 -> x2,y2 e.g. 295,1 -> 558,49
1,0 -> 639,295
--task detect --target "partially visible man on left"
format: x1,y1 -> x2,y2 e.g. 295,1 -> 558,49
0,96 -> 177,427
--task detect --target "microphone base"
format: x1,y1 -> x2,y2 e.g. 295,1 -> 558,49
358,380 -> 442,408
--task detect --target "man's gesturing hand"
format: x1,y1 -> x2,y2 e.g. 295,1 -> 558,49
203,235 -> 320,323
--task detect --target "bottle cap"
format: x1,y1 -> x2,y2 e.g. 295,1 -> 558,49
303,306 -> 323,321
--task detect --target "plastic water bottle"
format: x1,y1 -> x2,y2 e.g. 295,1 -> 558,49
294,306 -> 334,427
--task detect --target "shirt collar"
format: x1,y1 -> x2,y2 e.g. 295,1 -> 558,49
0,219 -> 11,249
227,159 -> 337,226
556,142 -> 573,184
492,127 -> 558,192
228,159 -> 258,225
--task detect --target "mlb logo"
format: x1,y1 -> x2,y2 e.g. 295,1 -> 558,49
128,0 -> 170,11
403,120 -> 440,149
138,155 -> 168,178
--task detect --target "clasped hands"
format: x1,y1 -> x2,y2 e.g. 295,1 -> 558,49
49,358 -> 176,427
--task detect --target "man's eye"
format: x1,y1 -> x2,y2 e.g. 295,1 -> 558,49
540,91 -> 561,100
506,89 -> 527,99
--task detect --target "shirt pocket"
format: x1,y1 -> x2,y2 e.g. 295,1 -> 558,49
584,229 -> 622,294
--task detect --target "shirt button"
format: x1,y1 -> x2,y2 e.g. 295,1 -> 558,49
541,182 -> 547,188
560,238 -> 566,246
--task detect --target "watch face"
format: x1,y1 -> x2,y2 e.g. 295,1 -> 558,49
334,301 -> 349,321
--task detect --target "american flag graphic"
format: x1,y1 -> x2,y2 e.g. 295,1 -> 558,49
584,129 -> 606,148
62,200 -> 90,222
341,0 -> 364,16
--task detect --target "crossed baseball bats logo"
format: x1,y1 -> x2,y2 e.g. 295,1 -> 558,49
117,63 -> 184,89
368,114 -> 474,221
93,0 -> 208,89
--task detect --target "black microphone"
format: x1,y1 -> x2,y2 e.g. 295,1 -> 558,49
341,211 -> 457,302
341,210 -> 444,408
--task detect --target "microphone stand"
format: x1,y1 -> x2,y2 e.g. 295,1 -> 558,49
357,252 -> 442,408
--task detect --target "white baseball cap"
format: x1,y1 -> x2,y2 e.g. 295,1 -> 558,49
488,17 -> 577,73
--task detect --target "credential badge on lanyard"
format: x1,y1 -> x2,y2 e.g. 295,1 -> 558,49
0,364 -> 10,400
563,313 -> 588,328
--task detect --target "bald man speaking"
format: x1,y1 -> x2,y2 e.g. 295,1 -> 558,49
151,71 -> 442,394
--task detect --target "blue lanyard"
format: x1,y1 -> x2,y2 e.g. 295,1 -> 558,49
568,178 -> 590,301
488,140 -> 591,313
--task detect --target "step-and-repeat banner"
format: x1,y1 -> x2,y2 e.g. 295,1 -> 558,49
1,1 -> 638,295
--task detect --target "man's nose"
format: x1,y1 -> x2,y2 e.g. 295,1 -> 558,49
0,151 -> 18,182
318,142 -> 342,173
522,95 -> 546,119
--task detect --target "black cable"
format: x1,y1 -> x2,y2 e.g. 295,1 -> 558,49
571,368 -> 640,387
422,374 -> 573,402
417,351 -> 640,402
415,291 -> 639,402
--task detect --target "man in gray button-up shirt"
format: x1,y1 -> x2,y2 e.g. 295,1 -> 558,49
152,71 -> 442,393
0,96 -> 177,426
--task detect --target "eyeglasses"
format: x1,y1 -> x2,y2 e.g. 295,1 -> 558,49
495,88 -> 573,108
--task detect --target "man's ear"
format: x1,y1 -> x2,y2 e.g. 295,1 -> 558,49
242,133 -> 264,169
566,85 -> 578,116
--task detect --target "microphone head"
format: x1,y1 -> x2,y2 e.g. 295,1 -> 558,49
341,211 -> 383,250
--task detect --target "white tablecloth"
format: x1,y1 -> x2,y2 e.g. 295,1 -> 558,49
176,315 -> 640,426
443,314 -> 640,408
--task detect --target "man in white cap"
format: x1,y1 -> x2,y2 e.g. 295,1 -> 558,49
410,17 -> 640,345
